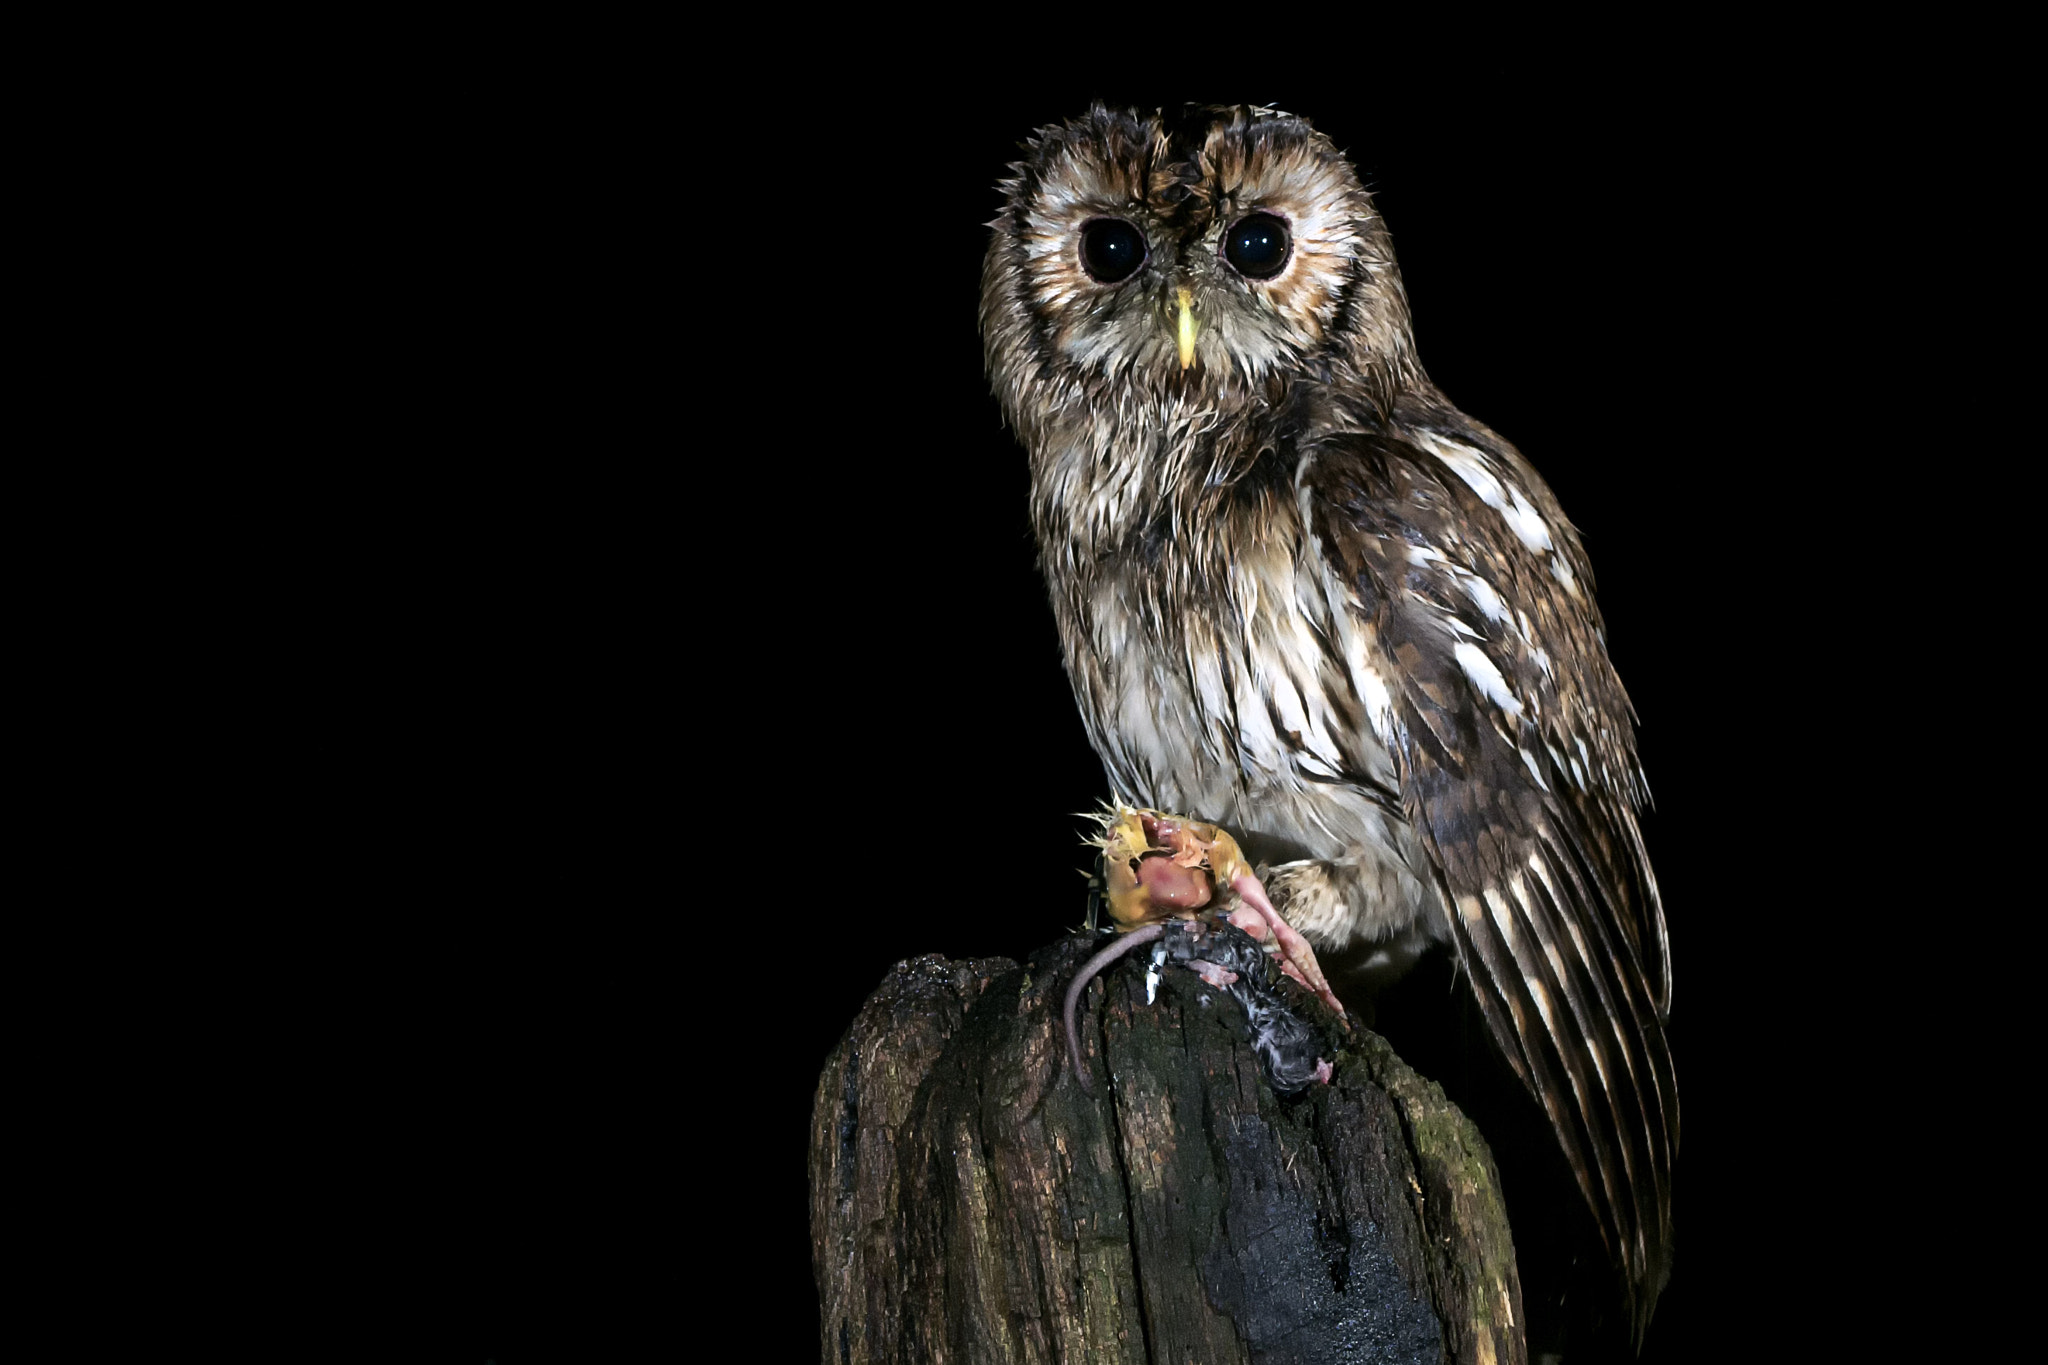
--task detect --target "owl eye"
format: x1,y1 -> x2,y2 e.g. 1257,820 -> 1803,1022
1079,218 -> 1147,284
1224,213 -> 1291,280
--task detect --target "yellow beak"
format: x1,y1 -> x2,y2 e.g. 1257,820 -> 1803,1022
1176,288 -> 1198,370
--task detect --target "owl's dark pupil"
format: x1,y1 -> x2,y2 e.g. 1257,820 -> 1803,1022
1080,218 -> 1146,283
1225,213 -> 1290,279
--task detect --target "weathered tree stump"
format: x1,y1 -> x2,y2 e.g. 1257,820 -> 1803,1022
810,934 -> 1526,1365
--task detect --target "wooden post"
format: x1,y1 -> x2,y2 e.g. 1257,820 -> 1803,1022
810,933 -> 1527,1365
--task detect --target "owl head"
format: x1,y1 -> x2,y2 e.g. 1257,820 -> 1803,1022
981,104 -> 1421,448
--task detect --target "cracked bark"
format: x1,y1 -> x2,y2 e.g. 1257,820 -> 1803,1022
810,934 -> 1527,1365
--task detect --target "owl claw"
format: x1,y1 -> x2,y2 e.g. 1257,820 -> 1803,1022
1223,872 -> 1349,1028
1088,803 -> 1349,1027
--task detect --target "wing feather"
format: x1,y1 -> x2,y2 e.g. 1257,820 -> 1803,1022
1307,406 -> 1677,1340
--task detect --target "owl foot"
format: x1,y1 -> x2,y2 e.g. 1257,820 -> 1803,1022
1088,805 -> 1348,1026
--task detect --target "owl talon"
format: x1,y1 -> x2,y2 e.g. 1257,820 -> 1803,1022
1087,803 -> 1348,1027
1222,870 -> 1349,1028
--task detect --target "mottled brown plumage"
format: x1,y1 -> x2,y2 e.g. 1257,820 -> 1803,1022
981,104 -> 1677,1341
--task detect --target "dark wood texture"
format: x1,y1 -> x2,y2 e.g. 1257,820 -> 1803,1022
811,935 -> 1526,1365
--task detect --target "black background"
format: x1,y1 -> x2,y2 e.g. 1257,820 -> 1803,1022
350,48 -> 1947,1364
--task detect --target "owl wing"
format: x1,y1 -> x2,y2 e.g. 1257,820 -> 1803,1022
1303,409 -> 1676,1337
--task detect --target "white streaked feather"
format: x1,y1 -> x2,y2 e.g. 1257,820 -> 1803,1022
1529,849 -> 1652,1105
1462,574 -> 1511,626
1416,433 -> 1554,554
1511,874 -> 1618,1105
1453,641 -> 1524,717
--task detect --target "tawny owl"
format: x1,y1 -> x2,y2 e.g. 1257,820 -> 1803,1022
981,104 -> 1677,1340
